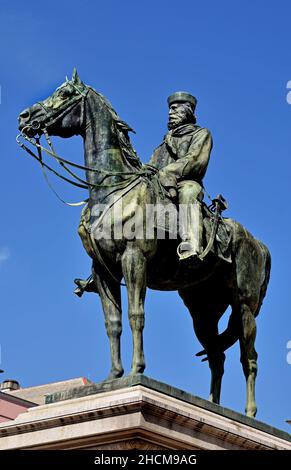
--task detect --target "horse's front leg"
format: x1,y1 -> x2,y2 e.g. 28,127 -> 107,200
122,244 -> 146,375
94,267 -> 124,380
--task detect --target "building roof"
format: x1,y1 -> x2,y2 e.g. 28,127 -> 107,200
0,391 -> 36,422
4,377 -> 92,405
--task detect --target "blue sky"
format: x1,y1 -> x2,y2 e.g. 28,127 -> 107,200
0,0 -> 290,432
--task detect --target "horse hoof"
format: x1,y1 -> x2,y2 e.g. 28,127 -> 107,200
130,365 -> 145,375
246,409 -> 257,418
106,369 -> 124,381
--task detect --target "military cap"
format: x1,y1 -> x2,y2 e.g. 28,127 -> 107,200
167,91 -> 197,110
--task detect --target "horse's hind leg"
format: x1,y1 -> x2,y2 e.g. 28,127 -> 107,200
94,267 -> 124,380
122,245 -> 146,375
235,237 -> 264,417
179,287 -> 227,404
238,303 -> 258,417
205,326 -> 226,404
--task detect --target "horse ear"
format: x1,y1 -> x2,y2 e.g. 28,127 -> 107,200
72,67 -> 82,85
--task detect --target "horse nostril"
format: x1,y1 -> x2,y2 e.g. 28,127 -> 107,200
19,109 -> 30,120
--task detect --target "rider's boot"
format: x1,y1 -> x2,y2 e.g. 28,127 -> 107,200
177,201 -> 203,262
74,276 -> 99,297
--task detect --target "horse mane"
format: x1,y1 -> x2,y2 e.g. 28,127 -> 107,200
88,86 -> 142,169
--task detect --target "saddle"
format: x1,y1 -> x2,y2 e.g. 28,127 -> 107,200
75,184 -> 232,298
77,175 -> 233,268
202,202 -> 232,263
154,195 -> 232,264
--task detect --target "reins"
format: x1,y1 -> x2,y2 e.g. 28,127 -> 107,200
16,84 -> 159,286
16,84 -> 158,205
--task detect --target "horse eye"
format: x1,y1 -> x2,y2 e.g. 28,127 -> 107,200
59,88 -> 71,99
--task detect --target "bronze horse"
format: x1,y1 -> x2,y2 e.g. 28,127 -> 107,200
18,70 -> 271,417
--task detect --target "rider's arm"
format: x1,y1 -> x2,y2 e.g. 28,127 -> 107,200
158,128 -> 213,189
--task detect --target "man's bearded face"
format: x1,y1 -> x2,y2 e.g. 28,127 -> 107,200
168,102 -> 192,129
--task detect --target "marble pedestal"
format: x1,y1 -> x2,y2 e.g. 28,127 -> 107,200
0,375 -> 290,450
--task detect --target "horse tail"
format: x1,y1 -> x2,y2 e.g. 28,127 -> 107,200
218,239 -> 271,353
196,230 -> 271,360
254,241 -> 271,317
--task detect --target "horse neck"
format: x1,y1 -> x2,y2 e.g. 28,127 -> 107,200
83,90 -> 138,202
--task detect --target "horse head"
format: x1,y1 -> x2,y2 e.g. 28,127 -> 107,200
18,68 -> 87,139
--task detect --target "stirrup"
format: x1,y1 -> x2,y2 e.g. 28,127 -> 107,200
177,242 -> 201,261
74,276 -> 98,297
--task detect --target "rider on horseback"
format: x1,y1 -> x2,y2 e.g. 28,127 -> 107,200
150,91 -> 213,262
74,91 -> 213,296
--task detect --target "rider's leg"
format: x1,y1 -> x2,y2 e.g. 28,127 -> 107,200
177,180 -> 203,260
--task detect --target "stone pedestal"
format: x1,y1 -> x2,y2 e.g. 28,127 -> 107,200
0,375 -> 290,450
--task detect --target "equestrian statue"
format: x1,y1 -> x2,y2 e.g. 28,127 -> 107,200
17,69 -> 271,417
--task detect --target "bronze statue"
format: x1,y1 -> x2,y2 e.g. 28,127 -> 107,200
18,69 -> 271,417
149,91 -> 212,262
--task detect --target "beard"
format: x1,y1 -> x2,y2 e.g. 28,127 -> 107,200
168,103 -> 195,130
168,112 -> 188,130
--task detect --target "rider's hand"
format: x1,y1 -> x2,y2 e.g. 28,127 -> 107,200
168,188 -> 177,199
157,169 -> 177,199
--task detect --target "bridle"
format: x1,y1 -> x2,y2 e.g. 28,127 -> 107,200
17,82 -> 158,206
16,82 -> 163,285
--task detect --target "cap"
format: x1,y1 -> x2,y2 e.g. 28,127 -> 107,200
167,91 -> 197,110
